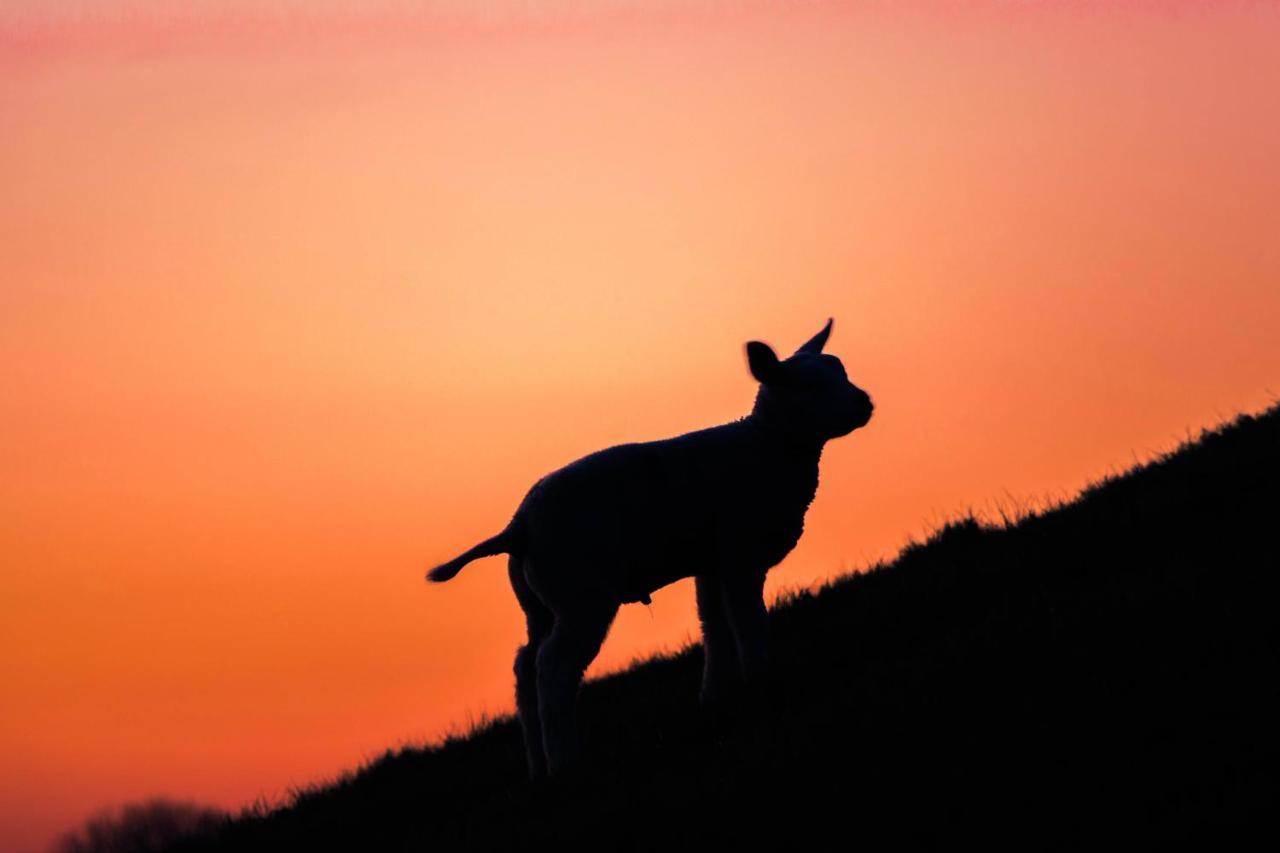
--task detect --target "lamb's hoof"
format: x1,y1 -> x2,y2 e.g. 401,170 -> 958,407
698,690 -> 741,731
543,748 -> 585,780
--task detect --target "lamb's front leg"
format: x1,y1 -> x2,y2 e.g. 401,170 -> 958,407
695,573 -> 742,709
721,568 -> 769,685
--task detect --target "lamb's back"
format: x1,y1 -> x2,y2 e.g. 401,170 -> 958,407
517,423 -> 746,600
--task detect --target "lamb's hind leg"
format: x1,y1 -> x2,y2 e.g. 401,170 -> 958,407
509,558 -> 552,780
536,601 -> 617,774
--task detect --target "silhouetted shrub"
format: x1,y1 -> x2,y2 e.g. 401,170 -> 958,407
55,799 -> 226,853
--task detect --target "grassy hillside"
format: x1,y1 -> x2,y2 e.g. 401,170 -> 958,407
175,405 -> 1279,851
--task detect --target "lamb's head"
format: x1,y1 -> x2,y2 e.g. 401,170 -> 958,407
746,318 -> 874,443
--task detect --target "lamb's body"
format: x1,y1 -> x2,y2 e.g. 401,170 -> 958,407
516,419 -> 818,609
426,319 -> 872,777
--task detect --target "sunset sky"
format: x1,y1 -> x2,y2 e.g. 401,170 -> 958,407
3,2 -> 1279,850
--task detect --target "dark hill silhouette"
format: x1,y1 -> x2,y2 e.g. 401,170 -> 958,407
171,404 -> 1279,852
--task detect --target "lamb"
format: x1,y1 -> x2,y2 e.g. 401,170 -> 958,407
425,319 -> 874,777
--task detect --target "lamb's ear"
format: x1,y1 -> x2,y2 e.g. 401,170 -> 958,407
794,317 -> 834,355
746,341 -> 781,384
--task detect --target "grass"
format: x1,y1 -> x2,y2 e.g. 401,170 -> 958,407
172,404 -> 1280,851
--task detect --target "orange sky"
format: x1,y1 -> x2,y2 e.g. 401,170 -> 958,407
3,2 -> 1279,851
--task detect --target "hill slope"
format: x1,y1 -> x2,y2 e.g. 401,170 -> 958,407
177,406 -> 1280,851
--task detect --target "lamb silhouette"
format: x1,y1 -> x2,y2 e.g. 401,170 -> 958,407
426,319 -> 874,777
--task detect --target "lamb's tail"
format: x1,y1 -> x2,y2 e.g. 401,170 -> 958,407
426,525 -> 519,583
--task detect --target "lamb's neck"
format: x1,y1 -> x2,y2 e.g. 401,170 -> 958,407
738,413 -> 825,469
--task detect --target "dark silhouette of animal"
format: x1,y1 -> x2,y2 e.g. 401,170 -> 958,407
426,319 -> 874,777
